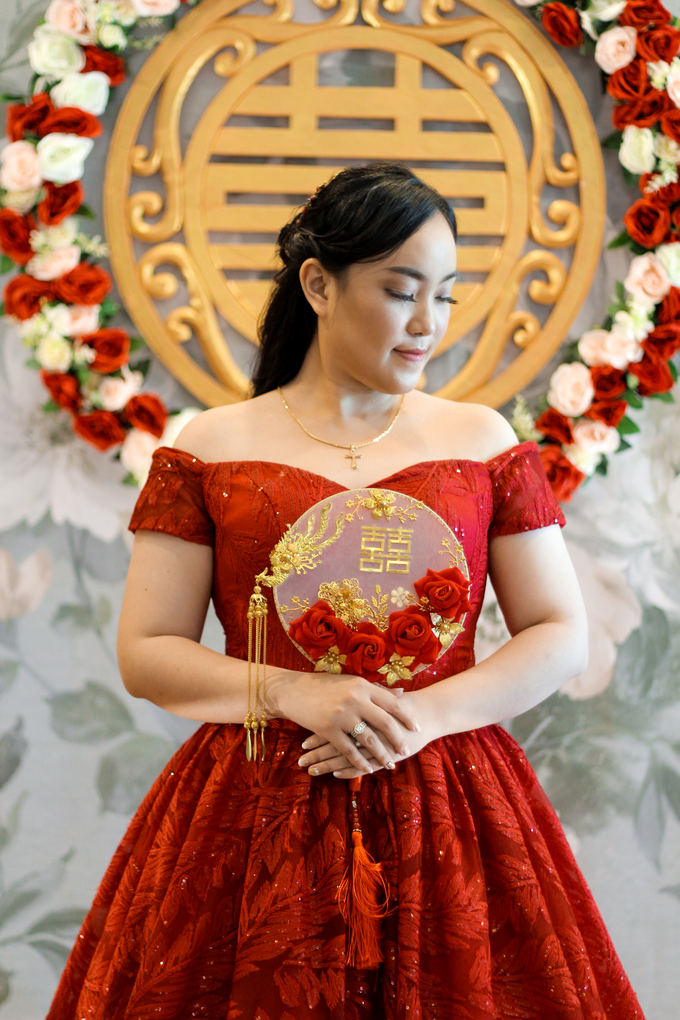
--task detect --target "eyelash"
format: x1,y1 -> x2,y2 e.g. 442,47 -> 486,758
387,290 -> 458,305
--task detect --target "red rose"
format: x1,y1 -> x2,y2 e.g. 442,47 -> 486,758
413,566 -> 471,621
583,399 -> 629,428
82,46 -> 125,87
38,107 -> 102,139
628,351 -> 675,394
607,57 -> 649,101
386,606 -> 439,665
643,323 -> 680,359
534,407 -> 575,446
607,59 -> 672,128
541,2 -> 582,46
657,285 -> 680,322
40,370 -> 82,412
288,600 -> 350,660
659,108 -> 680,145
55,262 -> 111,305
620,0 -> 671,30
623,198 -> 671,248
6,93 -> 53,142
612,92 -> 672,130
590,365 -> 627,399
72,410 -> 126,451
124,393 -> 168,438
81,328 -> 130,374
3,274 -> 56,320
637,25 -> 680,61
538,444 -> 586,503
640,172 -> 680,204
344,622 -> 388,681
37,181 -> 84,226
0,210 -> 35,265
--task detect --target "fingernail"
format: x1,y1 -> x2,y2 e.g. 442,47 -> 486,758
333,771 -> 342,777
301,740 -> 311,749
415,724 -> 421,732
402,747 -> 410,756
386,760 -> 395,769
311,767 -> 319,775
298,758 -> 307,767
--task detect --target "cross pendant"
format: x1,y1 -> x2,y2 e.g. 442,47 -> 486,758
345,445 -> 361,469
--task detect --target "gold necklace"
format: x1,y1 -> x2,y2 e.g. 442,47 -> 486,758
278,387 -> 405,469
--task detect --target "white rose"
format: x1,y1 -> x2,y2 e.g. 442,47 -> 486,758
36,333 -> 73,372
43,302 -> 73,335
18,312 -> 51,345
36,133 -> 94,185
98,365 -> 143,411
654,133 -> 680,164
647,59 -> 670,91
131,0 -> 179,13
578,326 -> 644,369
572,418 -> 621,454
30,216 -> 79,254
513,0 -> 541,6
95,0 -> 136,24
613,303 -> 654,342
96,23 -> 126,49
624,251 -> 671,305
1,188 -> 40,214
656,241 -> 680,286
594,26 -> 636,74
666,58 -> 680,108
27,25 -> 85,79
72,339 -> 96,364
0,141 -> 42,192
45,0 -> 94,43
120,428 -> 160,486
50,71 -> 110,115
66,303 -> 100,335
580,0 -> 626,38
26,244 -> 81,281
547,362 -> 595,417
563,444 -> 602,477
161,407 -> 202,448
618,126 -> 655,176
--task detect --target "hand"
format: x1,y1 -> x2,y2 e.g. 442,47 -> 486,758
267,670 -> 421,777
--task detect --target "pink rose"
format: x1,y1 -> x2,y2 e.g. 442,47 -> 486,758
120,427 -> 159,484
66,303 -> 100,336
25,244 -> 81,281
0,141 -> 41,192
131,0 -> 179,13
571,418 -> 621,455
624,251 -> 671,306
547,362 -> 594,417
44,0 -> 93,43
98,365 -> 143,411
667,62 -> 680,108
578,327 -> 644,369
594,26 -> 637,75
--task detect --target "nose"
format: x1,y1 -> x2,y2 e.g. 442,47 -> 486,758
407,299 -> 436,338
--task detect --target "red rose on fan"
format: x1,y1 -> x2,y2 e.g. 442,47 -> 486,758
124,393 -> 168,438
623,198 -> 671,248
535,407 -> 575,446
73,410 -> 126,451
6,93 -> 53,142
583,399 -> 628,428
637,25 -> 680,61
413,567 -> 471,621
628,351 -> 675,394
643,323 -> 680,359
659,109 -> 680,145
37,181 -> 84,226
38,107 -> 102,139
40,370 -> 82,412
590,365 -> 627,399
541,2 -> 582,46
538,444 -> 585,503
3,274 -> 56,320
82,46 -> 125,87
81,328 -> 130,374
289,601 -> 350,660
344,622 -> 388,681
386,606 -> 439,665
55,263 -> 111,305
620,0 -> 671,30
657,286 -> 680,322
0,210 -> 35,265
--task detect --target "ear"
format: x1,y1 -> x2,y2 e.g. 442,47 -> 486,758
299,258 -> 333,318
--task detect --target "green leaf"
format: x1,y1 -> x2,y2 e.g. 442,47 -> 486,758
121,471 -> 140,486
0,255 -> 14,275
626,373 -> 640,389
42,398 -> 60,414
98,295 -> 119,325
0,661 -> 19,697
621,166 -> 641,190
630,241 -> 649,256
128,336 -> 145,353
0,301 -> 5,316
601,130 -> 623,150
622,388 -> 643,409
76,203 -> 96,220
615,280 -> 626,303
595,456 -> 608,476
27,906 -> 88,940
634,761 -> 666,869
617,415 -> 641,435
0,93 -> 26,103
97,734 -> 175,814
0,849 -> 73,931
650,391 -> 675,402
130,357 -> 150,379
0,718 -> 27,792
670,360 -> 678,381
25,356 -> 40,370
51,602 -> 95,633
48,681 -> 134,743
618,437 -> 632,450
25,937 -> 71,978
607,229 -> 630,250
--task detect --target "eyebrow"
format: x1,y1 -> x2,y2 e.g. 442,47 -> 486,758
385,266 -> 457,283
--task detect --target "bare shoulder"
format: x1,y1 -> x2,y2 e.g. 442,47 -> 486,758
173,395 -> 274,462
411,392 -> 518,461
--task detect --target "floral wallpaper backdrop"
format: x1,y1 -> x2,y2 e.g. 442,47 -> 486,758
1,0 -> 680,1016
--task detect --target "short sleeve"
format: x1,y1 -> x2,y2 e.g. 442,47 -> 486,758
129,447 -> 214,546
487,441 -> 566,539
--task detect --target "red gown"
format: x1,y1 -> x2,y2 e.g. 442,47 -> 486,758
47,441 -> 645,1020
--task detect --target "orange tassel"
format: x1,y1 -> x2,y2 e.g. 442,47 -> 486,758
338,777 -> 391,969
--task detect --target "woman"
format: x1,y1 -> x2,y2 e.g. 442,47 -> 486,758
48,163 -> 644,1019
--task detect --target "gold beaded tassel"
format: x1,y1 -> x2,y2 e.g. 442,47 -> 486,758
245,583 -> 268,762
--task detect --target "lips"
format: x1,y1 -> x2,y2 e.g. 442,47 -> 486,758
395,348 -> 427,362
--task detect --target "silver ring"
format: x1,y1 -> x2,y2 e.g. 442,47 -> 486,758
350,720 -> 367,739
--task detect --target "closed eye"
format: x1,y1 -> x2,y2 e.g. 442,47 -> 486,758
386,290 -> 416,302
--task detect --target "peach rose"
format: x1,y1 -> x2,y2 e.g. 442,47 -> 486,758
66,303 -> 100,336
594,25 -> 637,74
25,243 -> 81,281
624,251 -> 671,306
0,141 -> 42,192
546,362 -> 595,417
130,0 -> 179,13
666,58 -> 680,108
120,428 -> 160,485
45,0 -> 93,43
98,365 -> 143,412
572,417 -> 621,454
578,326 -> 644,369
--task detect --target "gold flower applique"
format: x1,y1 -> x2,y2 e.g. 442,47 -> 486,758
377,653 -> 416,685
314,645 -> 347,674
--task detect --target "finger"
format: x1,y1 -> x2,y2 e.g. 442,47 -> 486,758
300,733 -> 325,751
354,726 -> 399,770
333,758 -> 384,779
370,686 -> 420,733
299,741 -> 358,767
308,753 -> 383,777
360,704 -> 413,758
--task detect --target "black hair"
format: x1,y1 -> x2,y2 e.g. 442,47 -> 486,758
251,161 -> 457,396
